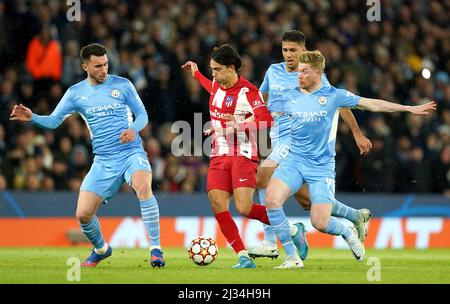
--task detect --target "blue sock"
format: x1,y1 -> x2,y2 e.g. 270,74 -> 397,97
267,208 -> 297,257
258,188 -> 277,244
79,216 -> 106,250
332,199 -> 360,224
140,196 -> 161,248
324,216 -> 352,239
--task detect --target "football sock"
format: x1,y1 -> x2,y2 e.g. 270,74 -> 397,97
247,203 -> 270,225
258,188 -> 277,244
215,211 -> 246,253
140,196 -> 161,248
237,250 -> 250,258
324,216 -> 353,239
332,199 -> 360,224
267,208 -> 297,257
79,215 -> 106,252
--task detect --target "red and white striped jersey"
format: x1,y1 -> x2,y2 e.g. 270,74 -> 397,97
194,71 -> 273,160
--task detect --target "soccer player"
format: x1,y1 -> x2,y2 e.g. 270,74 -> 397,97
265,50 -> 436,268
10,43 -> 165,268
250,31 -> 373,260
181,44 -> 280,268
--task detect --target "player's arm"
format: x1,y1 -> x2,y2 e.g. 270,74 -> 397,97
259,69 -> 270,103
120,80 -> 149,144
226,90 -> 274,131
356,98 -> 436,115
10,88 -> 75,129
261,92 -> 268,103
181,61 -> 213,93
339,108 -> 372,155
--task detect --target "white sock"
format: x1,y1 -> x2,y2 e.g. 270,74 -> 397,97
237,250 -> 249,258
150,246 -> 161,252
290,224 -> 298,236
94,242 -> 109,255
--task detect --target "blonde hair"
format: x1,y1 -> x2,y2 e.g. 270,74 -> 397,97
298,50 -> 325,71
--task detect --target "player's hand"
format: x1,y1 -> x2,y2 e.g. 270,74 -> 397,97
203,128 -> 212,136
181,61 -> 199,77
223,113 -> 238,130
119,128 -> 136,144
354,133 -> 372,155
407,101 -> 437,115
10,104 -> 32,122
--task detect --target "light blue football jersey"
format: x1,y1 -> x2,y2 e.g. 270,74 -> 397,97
284,83 -> 361,164
259,62 -> 331,113
31,75 -> 148,160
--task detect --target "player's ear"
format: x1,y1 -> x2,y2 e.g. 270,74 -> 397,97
81,62 -> 88,72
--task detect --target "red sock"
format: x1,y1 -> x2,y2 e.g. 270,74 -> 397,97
247,203 -> 270,225
215,211 -> 246,253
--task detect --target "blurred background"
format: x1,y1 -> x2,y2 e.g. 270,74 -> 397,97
0,0 -> 449,196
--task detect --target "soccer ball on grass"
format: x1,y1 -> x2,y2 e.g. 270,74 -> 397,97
187,236 -> 218,266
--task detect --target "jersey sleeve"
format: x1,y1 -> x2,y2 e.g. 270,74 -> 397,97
124,79 -> 148,133
237,89 -> 273,131
194,70 -> 213,93
334,89 -> 361,108
31,87 -> 76,129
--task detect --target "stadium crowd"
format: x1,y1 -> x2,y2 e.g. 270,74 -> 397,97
0,0 -> 449,196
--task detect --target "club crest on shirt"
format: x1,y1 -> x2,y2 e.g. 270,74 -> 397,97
318,96 -> 328,105
225,96 -> 234,107
111,89 -> 121,98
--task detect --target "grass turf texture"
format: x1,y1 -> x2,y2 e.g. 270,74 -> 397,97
1,247 -> 449,284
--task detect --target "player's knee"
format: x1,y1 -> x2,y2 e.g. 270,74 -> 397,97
208,195 -> 226,214
311,216 -> 329,232
265,191 -> 281,209
257,168 -> 273,189
235,203 -> 251,217
209,199 -> 227,214
256,173 -> 269,189
76,211 -> 94,224
133,181 -> 153,200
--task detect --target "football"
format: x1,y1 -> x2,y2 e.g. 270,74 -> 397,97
187,236 -> 219,266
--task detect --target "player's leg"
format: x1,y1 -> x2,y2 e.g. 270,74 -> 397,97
252,157 -> 309,260
308,177 -> 365,261
256,119 -> 291,243
232,156 -> 270,225
77,161 -> 117,267
126,153 -> 164,268
294,184 -> 311,210
208,189 -> 255,269
256,160 -> 278,244
233,187 -> 270,225
76,190 -> 112,267
331,199 -> 372,242
296,184 -> 371,242
207,156 -> 255,269
265,158 -> 304,269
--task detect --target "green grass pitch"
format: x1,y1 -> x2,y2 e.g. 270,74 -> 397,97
1,247 -> 449,284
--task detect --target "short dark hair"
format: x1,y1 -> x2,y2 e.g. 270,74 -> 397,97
211,44 -> 241,70
80,43 -> 107,63
282,30 -> 306,46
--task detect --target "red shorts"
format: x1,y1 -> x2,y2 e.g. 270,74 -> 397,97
206,156 -> 258,193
